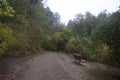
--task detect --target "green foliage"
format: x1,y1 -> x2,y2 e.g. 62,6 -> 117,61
0,0 -> 47,56
42,27 -> 72,51
66,36 -> 81,53
107,11 -> 120,64
67,10 -> 120,65
97,43 -> 112,63
0,23 -> 30,56
15,33 -> 30,49
80,37 -> 97,61
0,0 -> 15,17
7,0 -> 15,5
0,24 -> 15,56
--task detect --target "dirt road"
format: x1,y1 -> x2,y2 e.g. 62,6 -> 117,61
0,51 -> 120,80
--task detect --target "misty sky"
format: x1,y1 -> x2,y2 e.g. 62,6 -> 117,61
46,0 -> 120,24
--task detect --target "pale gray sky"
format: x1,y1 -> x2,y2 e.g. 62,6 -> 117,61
46,0 -> 120,24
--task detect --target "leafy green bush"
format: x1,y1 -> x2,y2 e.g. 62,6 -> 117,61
0,23 -> 30,56
0,0 -> 15,17
97,43 -> 112,63
65,36 -> 82,53
42,27 -> 72,51
0,25 -> 15,56
80,37 -> 97,61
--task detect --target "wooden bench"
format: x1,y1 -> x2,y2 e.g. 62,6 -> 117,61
74,54 -> 81,64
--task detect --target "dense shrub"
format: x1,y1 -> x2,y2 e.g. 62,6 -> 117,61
0,24 -> 30,56
0,24 -> 15,56
42,27 -> 72,51
65,36 -> 82,53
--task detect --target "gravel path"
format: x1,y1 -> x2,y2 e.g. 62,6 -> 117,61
19,52 -> 73,80
0,51 -> 120,80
